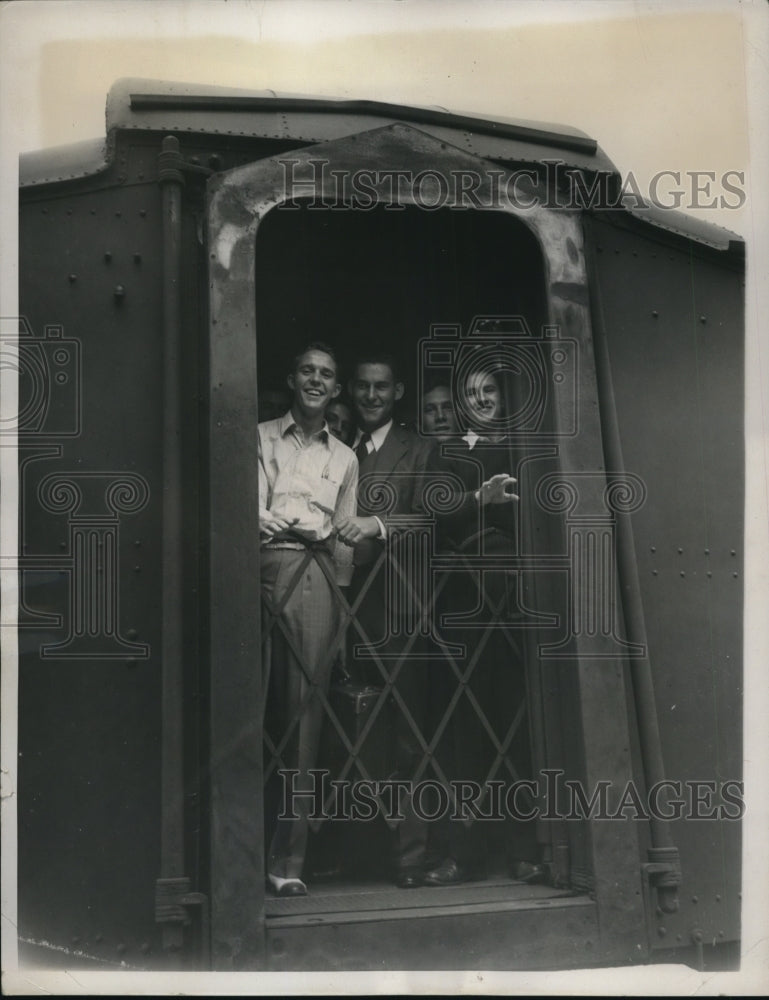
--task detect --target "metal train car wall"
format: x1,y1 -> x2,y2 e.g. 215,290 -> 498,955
14,79 -> 744,972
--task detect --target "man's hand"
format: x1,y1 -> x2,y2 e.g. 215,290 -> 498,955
334,515 -> 381,546
477,473 -> 518,506
260,511 -> 299,539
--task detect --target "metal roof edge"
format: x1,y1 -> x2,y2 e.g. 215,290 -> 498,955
19,137 -> 110,189
620,195 -> 744,252
109,77 -> 599,151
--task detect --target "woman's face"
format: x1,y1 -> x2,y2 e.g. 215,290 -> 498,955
463,370 -> 503,426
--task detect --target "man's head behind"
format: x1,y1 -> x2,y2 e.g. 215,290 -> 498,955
349,353 -> 404,432
422,378 -> 458,441
326,398 -> 353,444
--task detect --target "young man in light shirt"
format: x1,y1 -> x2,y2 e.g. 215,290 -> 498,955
258,341 -> 358,897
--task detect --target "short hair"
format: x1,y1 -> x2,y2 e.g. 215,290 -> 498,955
292,341 -> 339,376
423,371 -> 452,397
350,352 -> 401,383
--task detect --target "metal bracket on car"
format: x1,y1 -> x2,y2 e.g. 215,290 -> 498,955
641,845 -> 682,914
158,137 -> 213,185
155,876 -> 210,965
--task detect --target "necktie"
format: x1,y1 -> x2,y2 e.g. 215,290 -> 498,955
355,433 -> 372,464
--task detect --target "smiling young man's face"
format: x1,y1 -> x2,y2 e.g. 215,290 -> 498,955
350,362 -> 404,433
288,348 -> 340,418
464,370 -> 504,427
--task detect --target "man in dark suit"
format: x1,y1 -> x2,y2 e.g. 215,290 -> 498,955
335,354 -> 434,887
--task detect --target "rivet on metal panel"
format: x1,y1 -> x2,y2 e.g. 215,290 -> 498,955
677,547 -> 683,554
68,274 -> 77,283
95,933 -> 103,943
90,209 -> 96,216
652,310 -> 659,318
705,548 -> 710,555
719,931 -> 725,937
208,154 -> 222,170
731,549 -> 736,555
692,895 -> 699,903
59,541 -> 67,550
133,253 -> 142,264
650,546 -> 656,552
116,943 -> 126,955
115,211 -> 122,218
707,572 -> 712,578
126,628 -> 138,640
657,926 -> 667,937
66,209 -> 72,216
104,252 -> 112,262
140,942 -> 151,954
134,539 -> 141,547
138,173 -> 144,181
733,572 -> 739,578
700,316 -> 707,323
716,894 -> 721,902
140,209 -> 147,217
190,156 -> 200,165
652,570 -> 658,576
614,249 -> 620,254
692,929 -> 703,942
680,571 -> 685,577
134,565 -> 141,572
114,285 -> 126,300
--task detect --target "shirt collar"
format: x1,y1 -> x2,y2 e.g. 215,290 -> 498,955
463,429 -> 481,450
279,409 -> 330,443
354,419 -> 393,452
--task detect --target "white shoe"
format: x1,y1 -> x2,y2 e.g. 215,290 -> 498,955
267,873 -> 307,896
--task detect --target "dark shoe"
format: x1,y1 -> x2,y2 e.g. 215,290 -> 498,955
395,867 -> 424,889
511,861 -> 547,885
267,874 -> 307,897
424,858 -> 467,886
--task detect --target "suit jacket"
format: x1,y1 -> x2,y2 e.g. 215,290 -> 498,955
354,422 -> 433,566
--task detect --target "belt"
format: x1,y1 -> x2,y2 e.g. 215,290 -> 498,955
262,533 -> 332,553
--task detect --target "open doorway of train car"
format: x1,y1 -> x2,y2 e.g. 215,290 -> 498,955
252,201 -> 572,917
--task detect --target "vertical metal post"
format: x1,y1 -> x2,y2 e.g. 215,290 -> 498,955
584,217 -> 681,913
158,135 -> 186,953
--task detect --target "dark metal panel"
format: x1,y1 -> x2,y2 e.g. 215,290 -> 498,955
17,177 -> 167,966
585,214 -> 744,952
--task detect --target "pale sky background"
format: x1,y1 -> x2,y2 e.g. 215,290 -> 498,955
1,0 -> 769,995
0,0 -> 764,235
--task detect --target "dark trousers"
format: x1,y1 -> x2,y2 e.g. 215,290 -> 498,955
350,561 -> 432,872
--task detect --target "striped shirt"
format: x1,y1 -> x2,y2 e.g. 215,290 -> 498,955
258,410 -> 358,585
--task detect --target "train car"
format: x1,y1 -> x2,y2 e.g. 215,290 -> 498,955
12,78 -> 744,973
